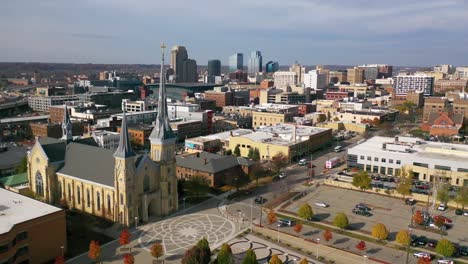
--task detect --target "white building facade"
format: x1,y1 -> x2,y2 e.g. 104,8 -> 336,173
273,71 -> 297,88
393,73 -> 434,95
303,70 -> 327,90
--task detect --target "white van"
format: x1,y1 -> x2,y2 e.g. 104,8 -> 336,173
298,159 -> 307,166
334,146 -> 343,152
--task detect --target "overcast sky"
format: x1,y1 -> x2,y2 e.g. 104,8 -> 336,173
1,0 -> 467,66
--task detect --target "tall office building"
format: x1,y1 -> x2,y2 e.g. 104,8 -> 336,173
170,45 -> 197,83
248,51 -> 262,75
208,60 -> 221,77
266,61 -> 279,73
393,73 -> 434,95
347,67 -> 365,84
289,63 -> 306,85
229,53 -> 243,72
303,70 -> 327,90
434,64 -> 453,75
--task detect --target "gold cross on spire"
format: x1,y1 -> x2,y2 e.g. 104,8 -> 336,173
161,42 -> 166,54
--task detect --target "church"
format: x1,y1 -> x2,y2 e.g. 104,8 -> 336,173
27,45 -> 178,226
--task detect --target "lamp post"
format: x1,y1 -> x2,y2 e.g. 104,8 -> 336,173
250,199 -> 253,232
60,245 -> 64,257
316,238 -> 320,258
363,255 -> 368,264
277,224 -> 280,243
134,216 -> 138,228
405,206 -> 415,264
183,197 -> 186,210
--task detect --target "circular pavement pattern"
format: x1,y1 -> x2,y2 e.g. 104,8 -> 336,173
138,214 -> 236,256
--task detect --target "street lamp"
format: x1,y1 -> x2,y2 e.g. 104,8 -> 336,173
60,245 -> 64,257
277,224 -> 280,243
183,197 -> 186,210
316,238 -> 320,259
363,255 -> 368,263
134,216 -> 138,228
250,199 -> 254,232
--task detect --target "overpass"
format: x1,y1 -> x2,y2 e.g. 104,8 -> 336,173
0,115 -> 49,142
0,98 -> 30,117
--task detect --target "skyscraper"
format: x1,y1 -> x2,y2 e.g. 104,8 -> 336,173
248,51 -> 262,75
208,60 -> 221,77
289,63 -> 306,85
229,53 -> 243,72
266,61 -> 279,73
170,45 -> 197,83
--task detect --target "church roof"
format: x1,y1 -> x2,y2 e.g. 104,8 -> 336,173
38,137 -> 66,162
176,152 -> 255,174
58,143 -> 116,187
113,112 -> 135,158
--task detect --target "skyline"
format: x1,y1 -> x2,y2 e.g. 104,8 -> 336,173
1,0 -> 468,66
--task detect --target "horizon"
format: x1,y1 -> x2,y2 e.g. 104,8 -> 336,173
1,0 -> 467,66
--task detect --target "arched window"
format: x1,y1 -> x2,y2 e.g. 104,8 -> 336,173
168,181 -> 171,195
58,181 -> 62,199
86,189 -> 91,207
143,174 -> 150,192
97,192 -> 101,211
68,183 -> 71,200
107,194 -> 111,211
120,193 -> 124,205
35,172 -> 44,197
77,187 -> 81,204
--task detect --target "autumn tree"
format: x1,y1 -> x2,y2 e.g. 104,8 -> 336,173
293,222 -> 303,235
234,145 -> 241,157
437,184 -> 450,204
371,223 -> 389,240
356,241 -> 366,251
396,168 -> 412,197
249,163 -> 264,187
123,253 -> 134,264
396,230 -> 410,246
455,186 -> 468,209
333,212 -> 349,229
242,249 -> 258,264
54,256 -> 65,264
299,259 -> 308,264
271,152 -> 288,173
269,254 -> 283,264
352,171 -> 372,190
216,243 -> 234,264
119,229 -> 131,247
412,210 -> 424,225
150,243 -> 164,261
88,240 -> 101,263
434,217 -> 445,228
182,246 -> 201,264
298,203 -> 314,220
267,209 -> 277,225
196,237 -> 211,264
323,229 -> 333,244
417,256 -> 432,264
436,239 -> 455,257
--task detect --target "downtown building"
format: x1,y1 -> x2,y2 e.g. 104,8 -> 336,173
393,73 -> 434,96
170,45 -> 198,83
248,51 -> 262,75
229,53 -> 243,72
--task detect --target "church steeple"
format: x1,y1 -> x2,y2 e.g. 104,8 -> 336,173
149,43 -> 176,142
113,111 -> 135,158
61,104 -> 73,143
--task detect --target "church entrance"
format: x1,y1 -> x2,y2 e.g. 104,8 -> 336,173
148,198 -> 158,217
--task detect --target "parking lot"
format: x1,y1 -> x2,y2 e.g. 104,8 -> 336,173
286,185 -> 468,247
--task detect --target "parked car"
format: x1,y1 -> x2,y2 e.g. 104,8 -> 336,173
411,236 -> 428,247
355,204 -> 372,211
405,198 -> 416,205
298,159 -> 308,166
437,259 -> 454,264
413,252 -> 431,259
427,239 -> 438,248
352,208 -> 372,217
334,146 -> 343,152
433,215 -> 453,225
455,209 -> 463,215
254,196 -> 267,204
278,172 -> 287,179
437,204 -> 447,211
278,219 -> 296,227
455,245 -> 468,256
314,202 -> 329,208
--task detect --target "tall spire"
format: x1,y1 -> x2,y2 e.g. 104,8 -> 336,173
113,110 -> 135,158
61,104 -> 73,143
149,43 -> 176,142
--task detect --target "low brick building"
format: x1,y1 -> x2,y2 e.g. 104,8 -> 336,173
176,152 -> 255,187
421,112 -> 464,136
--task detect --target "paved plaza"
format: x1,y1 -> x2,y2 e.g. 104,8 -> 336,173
138,213 -> 237,259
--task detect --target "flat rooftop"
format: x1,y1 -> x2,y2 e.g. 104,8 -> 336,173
0,115 -> 50,124
0,189 -> 62,234
186,129 -> 253,143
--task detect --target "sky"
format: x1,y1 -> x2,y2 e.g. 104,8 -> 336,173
1,0 -> 468,66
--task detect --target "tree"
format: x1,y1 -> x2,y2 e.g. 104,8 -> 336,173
396,230 -> 410,246
119,229 -> 131,247
352,171 -> 371,190
216,243 -> 234,264
242,249 -> 258,264
299,259 -> 308,264
184,175 -> 210,197
434,217 -> 445,229
435,239 -> 455,257
293,222 -> 303,235
196,237 -> 211,264
54,256 -> 65,264
396,168 -> 412,197
88,240 -> 101,262
355,241 -> 366,251
437,185 -> 450,205
249,163 -> 264,187
269,254 -> 283,264
271,152 -> 288,173
297,203 -> 313,220
252,148 -> 260,161
267,209 -> 277,225
333,212 -> 349,229
123,253 -> 134,264
323,229 -> 333,244
455,186 -> 468,209
371,223 -> 389,240
182,246 -> 201,264
15,156 -> 27,174
413,210 -> 424,225
150,243 -> 164,261
248,147 -> 255,159
234,145 -> 241,157
417,256 -> 432,264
